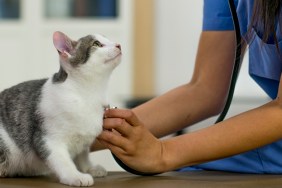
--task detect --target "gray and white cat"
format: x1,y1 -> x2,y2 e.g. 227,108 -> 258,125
0,31 -> 121,186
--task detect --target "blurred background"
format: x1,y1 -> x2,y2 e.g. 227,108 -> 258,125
0,0 -> 270,171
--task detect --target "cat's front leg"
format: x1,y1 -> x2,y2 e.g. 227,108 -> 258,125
75,149 -> 107,178
46,145 -> 94,186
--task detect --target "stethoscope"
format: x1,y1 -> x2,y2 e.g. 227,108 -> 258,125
112,0 -> 242,176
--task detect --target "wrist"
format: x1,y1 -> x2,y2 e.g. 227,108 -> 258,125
159,138 -> 190,172
157,140 -> 170,173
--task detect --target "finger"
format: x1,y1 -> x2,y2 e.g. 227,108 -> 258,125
97,139 -> 126,156
98,130 -> 130,151
104,109 -> 141,127
103,118 -> 132,136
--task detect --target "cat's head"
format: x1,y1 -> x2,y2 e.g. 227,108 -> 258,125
52,31 -> 121,82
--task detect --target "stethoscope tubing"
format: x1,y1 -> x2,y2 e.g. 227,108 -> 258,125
112,0 -> 243,176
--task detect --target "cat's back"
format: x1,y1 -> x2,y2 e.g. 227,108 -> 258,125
0,79 -> 47,110
0,79 -> 47,128
0,79 -> 47,97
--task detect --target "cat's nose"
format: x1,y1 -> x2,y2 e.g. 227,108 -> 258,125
116,44 -> 121,50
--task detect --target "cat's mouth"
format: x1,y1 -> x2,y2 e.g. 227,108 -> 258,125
105,52 -> 122,64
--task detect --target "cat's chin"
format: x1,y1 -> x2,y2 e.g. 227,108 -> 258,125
105,53 -> 122,64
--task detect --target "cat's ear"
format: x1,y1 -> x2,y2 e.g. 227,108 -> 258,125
53,31 -> 75,58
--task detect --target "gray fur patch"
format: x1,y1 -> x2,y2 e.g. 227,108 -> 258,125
0,79 -> 50,160
70,35 -> 96,66
0,136 -> 9,176
52,35 -> 98,84
52,66 -> 68,83
0,137 -> 9,163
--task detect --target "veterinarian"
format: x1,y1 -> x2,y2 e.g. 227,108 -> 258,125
96,0 -> 282,174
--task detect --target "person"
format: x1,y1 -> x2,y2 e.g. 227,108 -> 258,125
95,0 -> 282,174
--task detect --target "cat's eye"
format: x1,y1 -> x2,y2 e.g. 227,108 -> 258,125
93,41 -> 103,47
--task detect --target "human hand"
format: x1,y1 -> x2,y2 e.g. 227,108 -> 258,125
98,108 -> 166,174
90,139 -> 107,152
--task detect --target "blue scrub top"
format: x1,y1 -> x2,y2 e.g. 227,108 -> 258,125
203,0 -> 282,99
181,0 -> 282,174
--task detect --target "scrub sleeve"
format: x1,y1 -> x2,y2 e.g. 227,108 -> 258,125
180,0 -> 282,174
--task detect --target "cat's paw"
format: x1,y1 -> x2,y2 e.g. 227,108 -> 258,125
88,165 -> 107,177
0,172 -> 8,178
60,173 -> 94,187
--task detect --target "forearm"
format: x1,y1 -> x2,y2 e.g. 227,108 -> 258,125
161,99 -> 282,171
133,83 -> 223,138
133,31 -> 236,138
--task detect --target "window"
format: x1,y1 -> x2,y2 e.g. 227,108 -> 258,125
45,0 -> 118,19
0,0 -> 20,19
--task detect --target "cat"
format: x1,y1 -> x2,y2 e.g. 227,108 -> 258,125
0,31 -> 122,186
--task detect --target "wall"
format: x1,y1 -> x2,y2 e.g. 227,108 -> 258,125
154,0 -> 268,99
0,0 -> 133,107
154,0 -> 203,94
